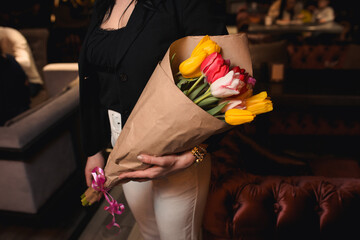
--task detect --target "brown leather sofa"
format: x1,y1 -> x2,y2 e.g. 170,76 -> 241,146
286,43 -> 360,70
202,128 -> 360,240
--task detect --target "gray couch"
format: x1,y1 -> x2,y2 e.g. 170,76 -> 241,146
0,62 -> 80,214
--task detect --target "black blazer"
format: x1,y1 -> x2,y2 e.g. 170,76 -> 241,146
78,0 -> 228,156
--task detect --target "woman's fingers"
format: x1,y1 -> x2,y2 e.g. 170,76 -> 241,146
118,168 -> 158,180
117,151 -> 195,181
139,154 -> 177,167
85,170 -> 92,187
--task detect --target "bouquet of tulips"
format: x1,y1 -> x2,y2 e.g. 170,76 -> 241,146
81,34 -> 273,228
175,35 -> 272,126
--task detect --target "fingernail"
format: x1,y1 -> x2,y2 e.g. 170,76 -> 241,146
137,155 -> 143,160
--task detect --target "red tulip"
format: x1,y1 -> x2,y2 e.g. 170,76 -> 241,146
232,66 -> 241,74
239,75 -> 256,95
200,52 -> 230,84
231,66 -> 256,95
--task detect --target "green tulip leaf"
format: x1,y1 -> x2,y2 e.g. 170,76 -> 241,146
177,79 -> 189,89
197,96 -> 219,107
207,101 -> 229,116
177,76 -> 199,90
189,83 -> 208,100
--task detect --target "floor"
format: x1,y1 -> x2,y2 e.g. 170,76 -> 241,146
0,170 -> 143,240
0,170 -> 93,240
79,186 -> 144,240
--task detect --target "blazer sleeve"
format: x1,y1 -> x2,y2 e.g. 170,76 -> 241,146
78,9 -> 110,157
79,72 -> 111,157
180,0 -> 228,36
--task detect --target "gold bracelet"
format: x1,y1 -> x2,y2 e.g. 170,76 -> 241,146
191,144 -> 208,163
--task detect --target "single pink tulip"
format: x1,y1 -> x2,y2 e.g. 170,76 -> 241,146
210,70 -> 245,98
220,99 -> 246,112
219,88 -> 253,113
200,52 -> 230,84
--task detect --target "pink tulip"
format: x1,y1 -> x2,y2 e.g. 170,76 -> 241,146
210,70 -> 246,98
221,99 -> 246,112
219,88 -> 255,112
200,52 -> 230,84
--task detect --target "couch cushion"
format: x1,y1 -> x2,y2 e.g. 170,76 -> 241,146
0,80 -> 79,150
42,62 -> 79,97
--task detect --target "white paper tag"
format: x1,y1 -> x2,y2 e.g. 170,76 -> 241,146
108,109 -> 122,147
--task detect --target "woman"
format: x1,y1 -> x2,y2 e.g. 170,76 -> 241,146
79,0 -> 227,239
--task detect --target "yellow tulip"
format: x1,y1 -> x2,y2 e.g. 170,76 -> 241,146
191,35 -> 221,57
225,109 -> 255,125
245,91 -> 273,115
202,41 -> 221,56
179,51 -> 207,78
179,35 -> 221,78
191,35 -> 210,56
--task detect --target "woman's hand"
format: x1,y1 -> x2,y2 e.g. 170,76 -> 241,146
85,151 -> 105,187
118,151 -> 196,182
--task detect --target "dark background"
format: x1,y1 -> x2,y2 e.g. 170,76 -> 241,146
1,0 -> 359,63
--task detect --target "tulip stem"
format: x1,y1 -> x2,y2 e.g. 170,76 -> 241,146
186,75 -> 204,96
194,91 -> 212,104
204,86 -> 211,95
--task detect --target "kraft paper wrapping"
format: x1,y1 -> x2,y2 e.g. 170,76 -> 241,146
104,33 -> 252,188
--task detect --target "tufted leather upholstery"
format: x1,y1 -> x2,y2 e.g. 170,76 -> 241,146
249,41 -> 360,71
268,111 -> 360,136
203,129 -> 360,240
286,43 -> 360,70
203,171 -> 360,240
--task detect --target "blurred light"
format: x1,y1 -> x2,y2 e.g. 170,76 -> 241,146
51,14 -> 56,23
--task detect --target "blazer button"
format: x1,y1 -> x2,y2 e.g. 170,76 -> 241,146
119,73 -> 128,82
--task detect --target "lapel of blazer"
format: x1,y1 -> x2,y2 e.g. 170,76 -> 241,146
115,0 -> 163,68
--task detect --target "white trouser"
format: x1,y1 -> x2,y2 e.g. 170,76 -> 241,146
108,109 -> 210,239
122,155 -> 211,240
